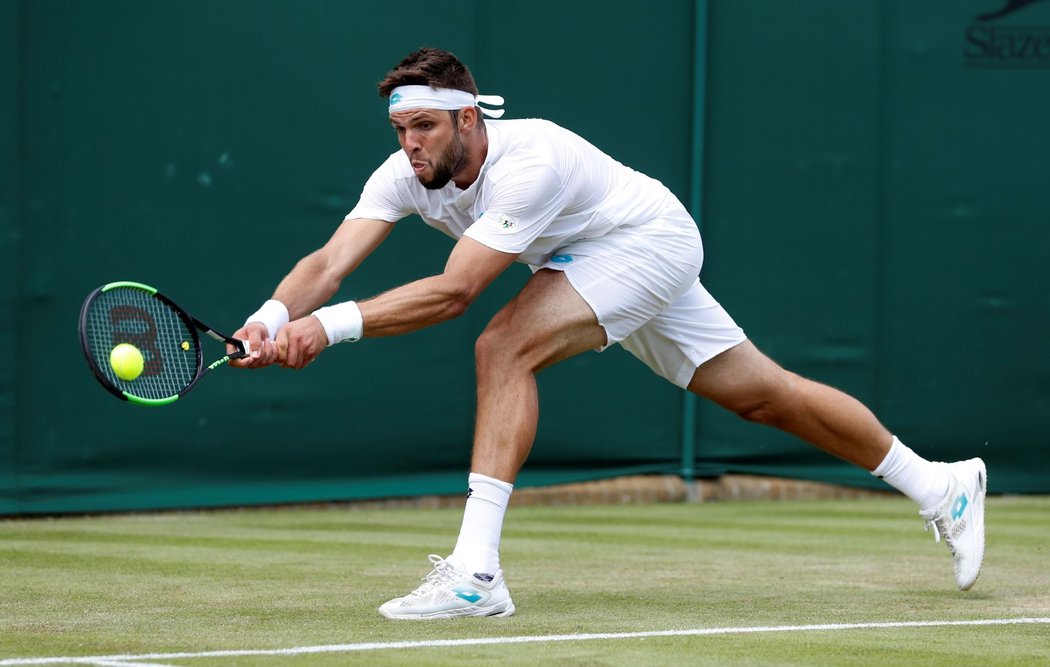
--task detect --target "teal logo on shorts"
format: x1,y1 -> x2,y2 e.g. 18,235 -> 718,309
389,92 -> 402,106
551,254 -> 574,263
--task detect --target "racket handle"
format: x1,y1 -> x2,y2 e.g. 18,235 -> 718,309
227,338 -> 251,359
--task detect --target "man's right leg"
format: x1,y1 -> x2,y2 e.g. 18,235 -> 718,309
378,269 -> 608,620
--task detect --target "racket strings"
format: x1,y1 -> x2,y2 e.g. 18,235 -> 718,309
84,288 -> 199,400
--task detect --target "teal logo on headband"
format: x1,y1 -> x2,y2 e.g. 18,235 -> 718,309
389,92 -> 402,106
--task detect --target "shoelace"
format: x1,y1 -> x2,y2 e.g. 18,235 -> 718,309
924,517 -> 943,544
923,511 -> 960,556
406,554 -> 460,599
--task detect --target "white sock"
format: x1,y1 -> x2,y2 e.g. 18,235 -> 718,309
872,436 -> 951,511
451,472 -> 513,577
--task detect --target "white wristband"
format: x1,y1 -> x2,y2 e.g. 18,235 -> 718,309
244,299 -> 289,340
312,301 -> 363,345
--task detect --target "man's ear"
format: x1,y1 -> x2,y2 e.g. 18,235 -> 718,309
458,106 -> 480,134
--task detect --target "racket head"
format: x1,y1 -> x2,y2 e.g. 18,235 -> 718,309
79,281 -> 204,406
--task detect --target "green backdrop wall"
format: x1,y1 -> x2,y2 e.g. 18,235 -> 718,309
2,0 -> 1047,514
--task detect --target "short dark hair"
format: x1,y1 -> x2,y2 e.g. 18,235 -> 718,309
377,47 -> 479,98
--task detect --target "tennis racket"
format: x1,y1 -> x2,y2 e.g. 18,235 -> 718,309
79,281 -> 250,406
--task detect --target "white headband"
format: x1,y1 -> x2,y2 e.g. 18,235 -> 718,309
388,85 -> 506,118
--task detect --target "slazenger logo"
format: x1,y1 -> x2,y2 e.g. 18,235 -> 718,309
965,0 -> 1050,68
975,0 -> 1044,20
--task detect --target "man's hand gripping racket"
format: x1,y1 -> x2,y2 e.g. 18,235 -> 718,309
232,312 -> 330,370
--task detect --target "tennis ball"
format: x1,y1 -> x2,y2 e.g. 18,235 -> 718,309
110,343 -> 145,381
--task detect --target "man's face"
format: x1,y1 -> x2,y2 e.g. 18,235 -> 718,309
389,109 -> 466,190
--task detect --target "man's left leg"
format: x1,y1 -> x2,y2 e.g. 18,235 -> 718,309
379,269 -> 607,619
686,341 -> 895,470
686,340 -> 987,591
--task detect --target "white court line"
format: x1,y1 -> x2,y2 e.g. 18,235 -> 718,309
2,618 -> 1048,666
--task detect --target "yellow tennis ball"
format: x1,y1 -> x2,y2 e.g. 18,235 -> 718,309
110,343 -> 145,381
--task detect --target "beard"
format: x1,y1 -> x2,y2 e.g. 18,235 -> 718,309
418,135 -> 467,190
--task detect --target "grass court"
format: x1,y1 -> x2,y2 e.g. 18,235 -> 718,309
2,495 -> 1048,666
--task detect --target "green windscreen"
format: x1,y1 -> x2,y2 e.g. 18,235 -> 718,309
3,0 -> 1048,514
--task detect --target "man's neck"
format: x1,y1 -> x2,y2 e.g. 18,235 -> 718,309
453,128 -> 489,190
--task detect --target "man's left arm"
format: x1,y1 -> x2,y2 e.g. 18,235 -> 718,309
275,237 -> 517,367
358,236 -> 517,336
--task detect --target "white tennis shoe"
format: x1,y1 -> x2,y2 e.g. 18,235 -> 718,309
378,554 -> 516,619
919,458 -> 987,591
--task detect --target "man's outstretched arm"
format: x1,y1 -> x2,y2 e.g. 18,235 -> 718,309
232,217 -> 395,367
273,236 -> 519,368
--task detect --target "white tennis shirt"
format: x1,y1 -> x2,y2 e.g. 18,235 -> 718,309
346,119 -> 682,267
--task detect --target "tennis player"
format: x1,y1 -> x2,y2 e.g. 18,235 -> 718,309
233,48 -> 987,619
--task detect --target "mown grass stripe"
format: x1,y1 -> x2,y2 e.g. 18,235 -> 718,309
2,617 -> 1047,665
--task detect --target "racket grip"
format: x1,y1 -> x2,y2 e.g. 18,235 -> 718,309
227,338 -> 251,359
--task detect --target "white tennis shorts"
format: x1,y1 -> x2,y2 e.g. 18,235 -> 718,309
538,203 -> 747,388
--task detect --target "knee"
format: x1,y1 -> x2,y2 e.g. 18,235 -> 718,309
735,398 -> 784,426
474,327 -> 498,366
475,323 -> 520,375
731,373 -> 802,427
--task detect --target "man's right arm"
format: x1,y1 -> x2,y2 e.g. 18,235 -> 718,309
233,217 -> 394,367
